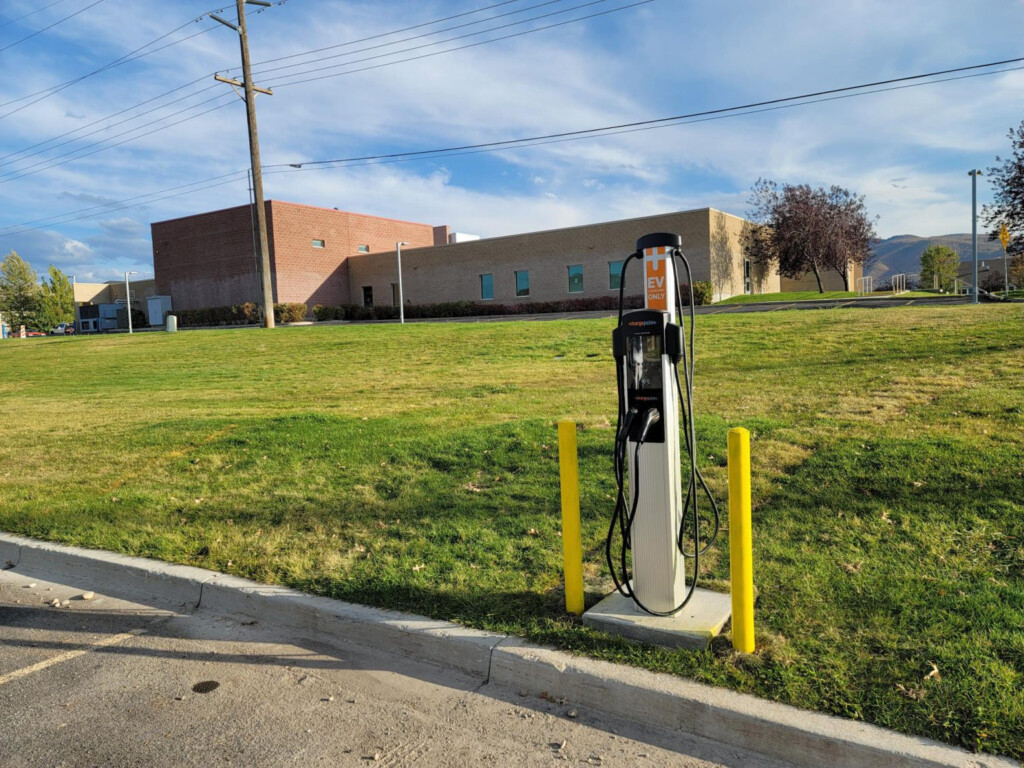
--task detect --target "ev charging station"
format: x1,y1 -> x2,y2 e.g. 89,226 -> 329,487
582,233 -> 733,647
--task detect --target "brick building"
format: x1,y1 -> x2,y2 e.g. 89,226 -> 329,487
153,203 -> 792,314
152,201 -> 447,310
154,201 -> 870,314
349,208 -> 780,308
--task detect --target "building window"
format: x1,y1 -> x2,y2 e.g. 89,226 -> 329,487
357,245 -> 370,253
515,270 -> 530,297
480,273 -> 494,300
744,259 -> 752,294
362,286 -> 373,307
567,264 -> 584,294
609,260 -> 624,290
391,283 -> 399,306
312,239 -> 325,248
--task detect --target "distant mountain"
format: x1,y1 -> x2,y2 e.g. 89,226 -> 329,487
868,234 -> 1004,278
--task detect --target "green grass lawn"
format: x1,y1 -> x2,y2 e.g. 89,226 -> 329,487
716,290 -> 937,304
1,306 -> 1022,758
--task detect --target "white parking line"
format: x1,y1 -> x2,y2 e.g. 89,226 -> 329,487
0,627 -> 145,687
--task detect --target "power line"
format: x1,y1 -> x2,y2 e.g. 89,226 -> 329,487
0,170 -> 248,234
0,92 -> 237,184
0,173 -> 249,238
0,17 -> 218,119
0,0 -> 285,158
0,0 -> 107,55
0,0 -> 74,30
245,0 -> 569,76
0,0 -> 640,182
244,0 -> 529,67
2,56 -> 1021,240
256,0 -> 631,83
269,56 -> 1024,167
0,85 -> 225,174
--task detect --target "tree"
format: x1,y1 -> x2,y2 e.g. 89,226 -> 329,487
919,245 -> 959,293
709,211 -> 734,301
0,250 -> 40,329
983,122 -> 1024,258
1010,253 -> 1024,289
741,179 -> 877,292
37,266 -> 74,331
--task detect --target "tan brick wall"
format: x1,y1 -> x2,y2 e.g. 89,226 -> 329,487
780,261 -> 862,292
348,208 -> 764,307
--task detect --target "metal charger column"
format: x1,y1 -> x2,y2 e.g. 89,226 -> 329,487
627,233 -> 686,613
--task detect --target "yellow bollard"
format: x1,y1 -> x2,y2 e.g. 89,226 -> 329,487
558,420 -> 585,616
728,427 -> 755,653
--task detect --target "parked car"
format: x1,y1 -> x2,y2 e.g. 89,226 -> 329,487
49,322 -> 76,335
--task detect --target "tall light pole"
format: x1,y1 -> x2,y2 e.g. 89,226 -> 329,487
969,169 -> 982,304
396,242 -> 409,324
124,271 -> 138,334
212,0 -> 276,328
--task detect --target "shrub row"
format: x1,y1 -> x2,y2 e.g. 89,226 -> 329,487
311,284 -> 712,322
173,302 -> 308,327
174,284 -> 713,328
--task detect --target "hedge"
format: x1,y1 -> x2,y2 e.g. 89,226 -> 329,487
311,284 -> 711,322
173,302 -> 308,327
176,284 -> 713,327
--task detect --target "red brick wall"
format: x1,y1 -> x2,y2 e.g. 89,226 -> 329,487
152,204 -> 262,311
152,201 -> 441,312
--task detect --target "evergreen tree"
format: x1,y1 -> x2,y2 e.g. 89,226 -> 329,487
0,251 -> 41,329
37,266 -> 74,331
919,245 -> 960,292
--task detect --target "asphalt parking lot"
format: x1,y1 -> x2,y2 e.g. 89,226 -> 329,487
0,567 -> 791,768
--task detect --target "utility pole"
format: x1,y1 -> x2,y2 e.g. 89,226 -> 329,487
212,0 -> 276,328
124,271 -> 138,334
969,169 -> 982,305
396,242 -> 408,324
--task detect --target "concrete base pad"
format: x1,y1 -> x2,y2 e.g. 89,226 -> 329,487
582,588 -> 732,649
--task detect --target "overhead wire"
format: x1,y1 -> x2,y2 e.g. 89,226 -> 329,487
0,0 -> 540,177
246,0 -> 578,79
260,0 -> 651,87
0,0 -> 287,158
0,0 -> 74,31
243,0 -> 530,67
0,0 -> 644,183
1,50 -> 1022,235
0,0 -> 107,54
0,18 -> 219,119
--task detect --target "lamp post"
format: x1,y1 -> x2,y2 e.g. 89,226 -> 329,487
124,271 -> 138,333
396,242 -> 409,324
969,169 -> 982,304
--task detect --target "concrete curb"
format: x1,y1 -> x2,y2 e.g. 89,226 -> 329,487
490,639 -> 1015,768
199,573 -> 503,679
2,532 -> 1017,768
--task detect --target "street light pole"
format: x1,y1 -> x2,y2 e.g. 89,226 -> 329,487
396,241 -> 409,324
969,169 -> 982,305
124,271 -> 138,334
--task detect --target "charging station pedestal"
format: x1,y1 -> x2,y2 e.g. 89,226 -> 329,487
582,232 -> 731,649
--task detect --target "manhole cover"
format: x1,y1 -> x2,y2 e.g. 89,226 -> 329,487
192,680 -> 220,694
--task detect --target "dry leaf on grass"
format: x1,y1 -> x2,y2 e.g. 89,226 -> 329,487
896,683 -> 926,700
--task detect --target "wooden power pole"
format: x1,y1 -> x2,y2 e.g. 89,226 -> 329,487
212,0 -> 276,328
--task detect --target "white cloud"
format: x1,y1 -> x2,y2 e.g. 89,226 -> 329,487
3,0 -> 1024,277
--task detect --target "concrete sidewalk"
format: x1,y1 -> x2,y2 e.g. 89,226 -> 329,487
1,533 -> 1017,768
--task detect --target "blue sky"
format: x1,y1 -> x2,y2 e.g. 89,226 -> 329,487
1,0 -> 1023,281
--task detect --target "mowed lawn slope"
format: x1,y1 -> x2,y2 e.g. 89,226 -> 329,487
1,306 -> 1022,758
